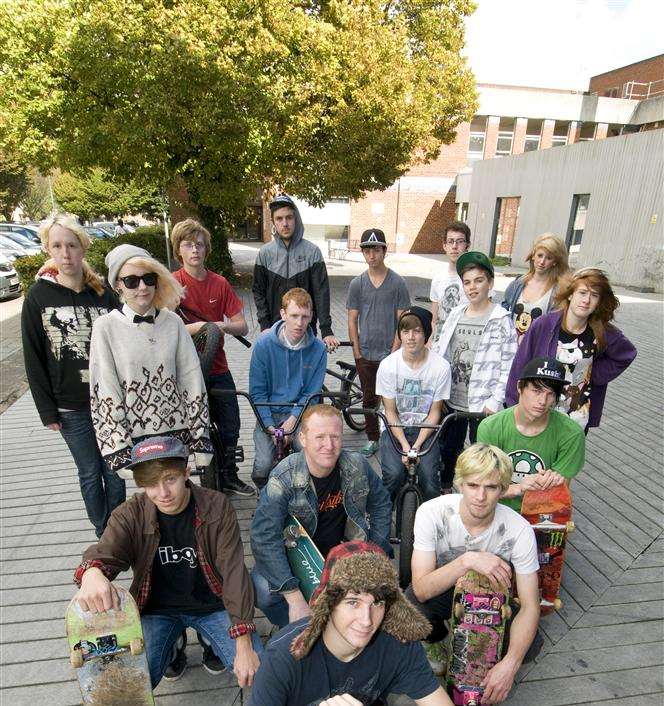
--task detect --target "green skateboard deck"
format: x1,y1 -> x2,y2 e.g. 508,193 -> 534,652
65,585 -> 154,705
283,515 -> 324,602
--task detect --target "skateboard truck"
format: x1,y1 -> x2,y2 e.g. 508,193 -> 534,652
283,524 -> 301,549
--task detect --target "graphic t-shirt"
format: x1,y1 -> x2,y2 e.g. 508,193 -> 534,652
312,465 -> 346,559
346,269 -> 410,361
448,310 -> 491,411
143,495 -> 225,615
555,326 -> 596,428
248,618 -> 440,706
174,268 -> 243,375
513,288 -> 551,340
376,349 -> 451,426
429,269 -> 467,342
477,407 -> 586,511
413,494 -> 539,574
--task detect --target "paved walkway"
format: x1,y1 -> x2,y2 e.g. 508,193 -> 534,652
1,262 -> 662,705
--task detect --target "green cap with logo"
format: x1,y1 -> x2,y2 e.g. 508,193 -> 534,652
456,251 -> 494,278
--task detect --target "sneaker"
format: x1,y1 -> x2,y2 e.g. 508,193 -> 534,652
221,474 -> 256,497
423,640 -> 448,677
201,643 -> 227,675
361,441 -> 379,457
163,631 -> 187,681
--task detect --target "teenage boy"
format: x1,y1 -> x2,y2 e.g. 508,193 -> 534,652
429,221 -> 471,343
347,228 -> 411,457
72,437 -> 263,687
171,219 -> 254,497
408,444 -> 540,701
248,288 -> 327,488
251,405 -> 392,629
253,193 -> 340,349
376,307 -> 451,501
477,356 -> 586,512
249,541 -> 454,706
433,252 -> 517,490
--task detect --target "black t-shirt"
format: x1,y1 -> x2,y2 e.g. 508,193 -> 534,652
143,494 -> 225,615
248,618 -> 440,706
311,465 -> 346,558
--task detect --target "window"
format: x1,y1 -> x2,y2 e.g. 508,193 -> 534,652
607,124 -> 623,137
524,119 -> 543,152
566,194 -> 590,251
467,116 -> 487,160
578,122 -> 596,141
495,117 -> 515,156
552,121 -> 569,147
456,202 -> 469,221
604,87 -> 619,98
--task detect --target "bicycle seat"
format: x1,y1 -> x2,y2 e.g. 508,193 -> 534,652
336,361 -> 356,373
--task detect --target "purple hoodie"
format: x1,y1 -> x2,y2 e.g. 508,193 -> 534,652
506,310 -> 637,428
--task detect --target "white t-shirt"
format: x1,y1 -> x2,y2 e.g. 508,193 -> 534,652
376,349 -> 451,426
413,494 -> 539,575
430,269 -> 467,342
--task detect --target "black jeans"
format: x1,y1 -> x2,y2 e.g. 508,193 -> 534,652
439,414 -> 481,487
405,584 -> 454,642
208,371 -> 241,474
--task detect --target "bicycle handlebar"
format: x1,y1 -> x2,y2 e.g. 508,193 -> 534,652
346,407 -> 486,459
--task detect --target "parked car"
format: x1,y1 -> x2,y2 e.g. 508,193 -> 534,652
0,223 -> 41,244
93,221 -> 136,236
0,254 -> 21,300
83,226 -> 112,240
0,234 -> 30,261
0,230 -> 42,255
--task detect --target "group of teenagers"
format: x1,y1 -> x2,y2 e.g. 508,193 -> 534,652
21,194 -> 636,705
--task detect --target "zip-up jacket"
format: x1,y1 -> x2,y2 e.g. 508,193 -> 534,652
249,321 -> 327,428
250,450 -> 392,593
74,482 -> 256,638
434,302 -> 518,413
252,195 -> 334,337
21,275 -> 119,426
501,276 -> 559,317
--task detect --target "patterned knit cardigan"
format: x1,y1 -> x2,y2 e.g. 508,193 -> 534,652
89,308 -> 213,473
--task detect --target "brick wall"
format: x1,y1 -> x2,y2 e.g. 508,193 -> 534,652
495,197 -> 520,257
540,119 -> 555,149
484,116 -> 500,159
595,123 -> 609,140
568,121 -> 580,144
589,54 -> 664,99
512,117 -> 528,155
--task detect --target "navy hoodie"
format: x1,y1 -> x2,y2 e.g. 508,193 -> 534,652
21,275 -> 119,425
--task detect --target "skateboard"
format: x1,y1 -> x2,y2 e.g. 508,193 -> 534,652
65,585 -> 154,706
521,484 -> 574,615
446,570 -> 511,706
283,515 -> 324,602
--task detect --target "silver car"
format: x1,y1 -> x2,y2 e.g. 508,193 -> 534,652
0,254 -> 21,299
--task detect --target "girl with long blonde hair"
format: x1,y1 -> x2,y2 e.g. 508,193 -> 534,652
21,215 -> 126,537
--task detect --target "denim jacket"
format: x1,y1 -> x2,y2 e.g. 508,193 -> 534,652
250,450 -> 392,593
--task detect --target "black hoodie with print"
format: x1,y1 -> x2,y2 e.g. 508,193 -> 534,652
21,276 -> 119,426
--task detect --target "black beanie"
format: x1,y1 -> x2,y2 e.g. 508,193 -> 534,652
399,306 -> 433,343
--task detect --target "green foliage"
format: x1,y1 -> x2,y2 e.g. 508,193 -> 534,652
21,170 -> 52,220
0,152 -> 29,220
54,169 -> 162,221
14,225 -> 233,294
0,0 -> 477,219
490,256 -> 511,267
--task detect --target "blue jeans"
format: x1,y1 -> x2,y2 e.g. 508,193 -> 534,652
141,610 -> 264,688
252,413 -> 303,488
59,409 -> 126,537
209,372 -> 242,474
251,568 -> 290,629
380,427 -> 441,502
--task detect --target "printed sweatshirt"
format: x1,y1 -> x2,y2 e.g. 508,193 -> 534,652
252,195 -> 334,337
89,306 -> 212,473
21,275 -> 119,426
434,302 -> 518,413
249,321 -> 327,428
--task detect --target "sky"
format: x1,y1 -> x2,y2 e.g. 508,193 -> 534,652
464,0 -> 664,91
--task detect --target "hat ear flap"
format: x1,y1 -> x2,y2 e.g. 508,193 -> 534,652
381,592 -> 432,643
290,588 -> 336,660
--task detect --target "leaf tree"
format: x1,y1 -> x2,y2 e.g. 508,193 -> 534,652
0,0 -> 477,261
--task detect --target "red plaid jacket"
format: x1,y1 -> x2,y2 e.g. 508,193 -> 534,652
74,482 -> 255,638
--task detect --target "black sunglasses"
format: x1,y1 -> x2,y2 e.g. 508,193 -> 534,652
118,273 -> 158,289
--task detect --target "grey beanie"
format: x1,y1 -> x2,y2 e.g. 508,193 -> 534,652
105,244 -> 153,289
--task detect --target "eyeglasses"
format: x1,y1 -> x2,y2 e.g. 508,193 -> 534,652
180,241 -> 206,251
118,273 -> 158,289
445,238 -> 467,246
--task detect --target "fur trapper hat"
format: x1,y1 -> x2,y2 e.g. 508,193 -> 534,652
290,541 -> 431,659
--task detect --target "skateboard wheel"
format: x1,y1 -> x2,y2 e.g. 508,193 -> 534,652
553,598 -> 563,611
501,604 -> 512,620
454,603 -> 464,620
567,521 -> 575,533
70,648 -> 84,669
129,638 -> 144,656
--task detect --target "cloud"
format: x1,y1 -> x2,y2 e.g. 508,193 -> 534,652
464,0 -> 664,90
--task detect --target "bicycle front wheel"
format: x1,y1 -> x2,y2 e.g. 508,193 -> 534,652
398,490 -> 420,589
341,369 -> 366,432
